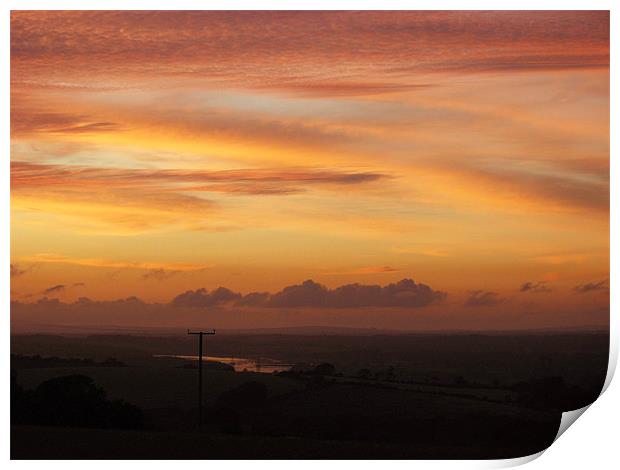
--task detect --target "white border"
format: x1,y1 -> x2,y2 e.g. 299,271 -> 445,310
2,1 -> 616,468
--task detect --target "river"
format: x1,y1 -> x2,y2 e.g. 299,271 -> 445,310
153,354 -> 293,374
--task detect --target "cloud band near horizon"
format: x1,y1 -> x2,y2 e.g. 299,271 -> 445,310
172,278 -> 447,309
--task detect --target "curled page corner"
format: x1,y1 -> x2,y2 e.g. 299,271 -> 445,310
554,404 -> 591,442
497,342 -> 616,468
488,403 -> 593,469
487,449 -> 546,468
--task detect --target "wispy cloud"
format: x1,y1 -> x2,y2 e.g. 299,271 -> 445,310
257,81 -> 433,98
389,247 -> 450,257
464,290 -> 503,307
20,253 -> 212,272
325,266 -> 400,276
531,253 -> 590,265
519,281 -> 552,294
573,279 -> 609,294
39,282 -> 85,297
11,161 -> 387,192
11,11 -> 608,90
42,284 -> 65,295
10,263 -> 27,278
141,268 -> 179,281
437,159 -> 609,213
12,161 -> 388,231
11,110 -> 124,136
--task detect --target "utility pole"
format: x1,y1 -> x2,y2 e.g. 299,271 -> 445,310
187,329 -> 216,428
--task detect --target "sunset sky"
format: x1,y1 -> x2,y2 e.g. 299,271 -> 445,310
10,11 -> 609,330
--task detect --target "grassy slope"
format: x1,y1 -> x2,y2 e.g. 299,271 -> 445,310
15,366 -> 302,408
10,425 -> 539,459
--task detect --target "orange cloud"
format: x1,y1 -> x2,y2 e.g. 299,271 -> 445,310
325,266 -> 400,276
464,290 -> 504,308
11,161 -> 389,231
11,161 -> 387,192
11,11 -> 608,91
17,253 -> 212,272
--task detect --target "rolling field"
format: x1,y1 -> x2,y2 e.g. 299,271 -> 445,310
11,333 -> 572,458
11,332 -> 609,391
11,425 -> 523,459
245,383 -> 559,453
11,381 -> 559,459
15,365 -> 302,409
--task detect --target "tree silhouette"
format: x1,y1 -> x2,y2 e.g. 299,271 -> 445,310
11,374 -> 143,429
314,363 -> 336,376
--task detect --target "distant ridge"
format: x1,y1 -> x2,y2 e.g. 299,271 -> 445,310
10,322 -> 608,337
